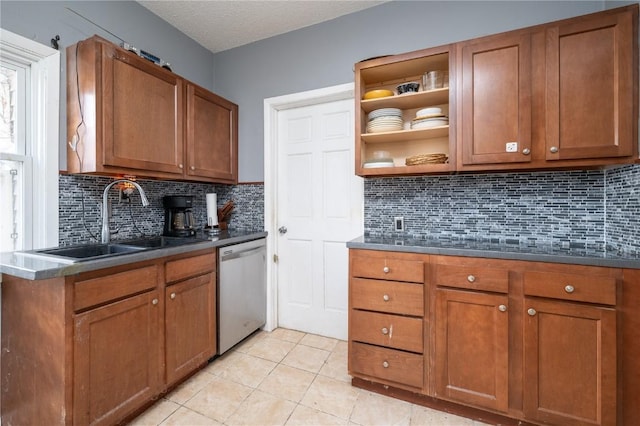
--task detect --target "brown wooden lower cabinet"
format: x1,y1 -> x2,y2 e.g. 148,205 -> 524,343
1,249 -> 216,425
434,288 -> 509,413
348,249 -> 629,426
165,272 -> 216,385
73,291 -> 162,426
350,342 -> 424,389
523,298 -> 617,426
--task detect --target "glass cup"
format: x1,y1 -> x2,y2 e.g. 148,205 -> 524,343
423,70 -> 449,91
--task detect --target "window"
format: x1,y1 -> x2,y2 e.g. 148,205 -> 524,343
0,29 -> 59,252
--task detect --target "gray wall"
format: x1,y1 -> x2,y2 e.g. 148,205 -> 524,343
0,0 -> 214,171
212,0 -> 608,182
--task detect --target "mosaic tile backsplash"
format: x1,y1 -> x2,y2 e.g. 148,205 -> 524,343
364,165 -> 640,254
605,164 -> 640,254
60,163 -> 640,254
59,175 -> 264,246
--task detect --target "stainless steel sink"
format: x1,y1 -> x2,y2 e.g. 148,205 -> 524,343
30,243 -> 147,262
17,236 -> 209,264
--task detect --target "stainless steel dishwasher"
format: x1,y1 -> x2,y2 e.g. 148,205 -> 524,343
217,238 -> 267,354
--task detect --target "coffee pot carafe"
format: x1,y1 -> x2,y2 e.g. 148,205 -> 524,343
163,195 -> 197,237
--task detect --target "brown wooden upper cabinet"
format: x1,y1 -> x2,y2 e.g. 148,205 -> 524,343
458,32 -> 532,166
457,5 -> 637,171
186,84 -> 238,183
67,35 -> 238,184
545,9 -> 635,162
355,5 -> 638,175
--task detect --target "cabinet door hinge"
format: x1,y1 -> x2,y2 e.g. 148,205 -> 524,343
273,254 -> 278,263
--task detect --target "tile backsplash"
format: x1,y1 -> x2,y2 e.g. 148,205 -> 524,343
605,164 -> 640,254
59,164 -> 640,254
364,164 -> 640,254
59,174 -> 264,246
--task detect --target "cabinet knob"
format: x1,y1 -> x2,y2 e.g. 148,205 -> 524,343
190,166 -> 195,170
564,285 -> 575,293
498,304 -> 507,312
527,308 -> 536,316
383,266 -> 390,273
178,163 -> 184,169
383,294 -> 390,302
522,148 -> 531,155
170,292 -> 176,300
467,275 -> 476,283
382,361 -> 389,368
550,146 -> 559,153
152,298 -> 159,305
381,327 -> 389,335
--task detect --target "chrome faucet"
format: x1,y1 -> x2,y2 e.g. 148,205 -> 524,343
101,179 -> 150,243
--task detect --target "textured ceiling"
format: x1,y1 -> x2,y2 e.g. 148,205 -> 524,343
137,1 -> 387,53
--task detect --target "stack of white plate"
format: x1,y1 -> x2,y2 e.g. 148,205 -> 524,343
363,159 -> 395,168
366,108 -> 404,133
411,107 -> 448,129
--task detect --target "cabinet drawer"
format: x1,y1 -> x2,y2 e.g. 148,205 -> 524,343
351,278 -> 424,316
351,254 -> 424,283
434,263 -> 509,293
351,310 -> 423,353
523,271 -> 617,305
74,265 -> 158,311
165,252 -> 216,283
350,342 -> 423,389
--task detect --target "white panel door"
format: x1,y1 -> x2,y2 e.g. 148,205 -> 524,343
277,98 -> 362,339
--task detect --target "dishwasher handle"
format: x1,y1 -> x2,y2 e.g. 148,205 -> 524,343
220,245 -> 265,262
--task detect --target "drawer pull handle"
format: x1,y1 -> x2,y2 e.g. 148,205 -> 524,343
522,148 -> 531,155
564,285 -> 575,293
383,294 -> 390,302
382,361 -> 389,368
527,308 -> 536,316
152,298 -> 159,305
383,266 -> 390,273
467,275 -> 476,283
170,293 -> 176,300
498,304 -> 507,312
381,327 -> 389,335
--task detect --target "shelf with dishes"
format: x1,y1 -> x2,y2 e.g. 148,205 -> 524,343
361,125 -> 449,143
355,47 -> 453,176
360,88 -> 449,113
358,103 -> 452,175
361,105 -> 450,140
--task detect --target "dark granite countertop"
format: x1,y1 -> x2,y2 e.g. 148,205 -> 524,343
0,229 -> 267,281
347,235 -> 640,269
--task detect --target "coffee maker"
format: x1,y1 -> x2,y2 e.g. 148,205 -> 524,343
163,195 -> 197,237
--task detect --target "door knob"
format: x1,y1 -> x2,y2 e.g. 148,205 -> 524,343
278,226 -> 287,235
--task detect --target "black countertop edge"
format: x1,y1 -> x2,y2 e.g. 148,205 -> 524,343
347,236 -> 640,270
0,230 -> 268,281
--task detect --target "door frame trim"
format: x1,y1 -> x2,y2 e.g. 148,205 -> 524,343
263,82 -> 355,332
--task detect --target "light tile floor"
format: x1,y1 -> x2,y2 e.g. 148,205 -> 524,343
130,328 -> 489,426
